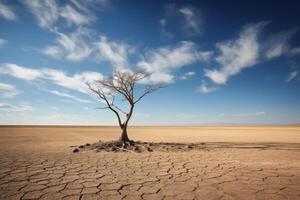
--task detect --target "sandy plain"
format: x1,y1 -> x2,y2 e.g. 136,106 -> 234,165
0,126 -> 299,200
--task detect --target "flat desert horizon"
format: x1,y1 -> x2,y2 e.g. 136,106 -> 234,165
0,126 -> 299,200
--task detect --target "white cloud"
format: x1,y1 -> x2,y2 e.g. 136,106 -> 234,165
264,29 -> 298,59
0,63 -> 103,95
0,102 -> 33,112
23,0 -> 97,29
180,71 -> 196,80
197,81 -> 217,93
286,70 -> 298,82
42,46 -> 62,59
185,71 -> 196,76
0,63 -> 43,80
138,41 -> 211,84
205,22 -> 300,86
179,6 -> 202,35
0,38 -> 6,47
0,2 -> 16,20
71,0 -> 110,12
42,29 -> 135,65
23,0 -> 59,29
60,5 -> 92,26
26,1 -> 131,66
50,90 -> 93,103
40,69 -> 103,94
0,82 -> 14,91
55,29 -> 93,61
0,82 -> 20,98
94,35 -> 134,69
161,4 -> 203,37
205,21 -> 269,85
43,28 -> 93,61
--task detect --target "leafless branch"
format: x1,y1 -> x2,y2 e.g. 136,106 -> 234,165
87,69 -> 162,134
134,85 -> 164,104
87,82 -> 123,128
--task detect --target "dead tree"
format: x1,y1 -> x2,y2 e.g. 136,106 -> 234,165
87,70 -> 161,143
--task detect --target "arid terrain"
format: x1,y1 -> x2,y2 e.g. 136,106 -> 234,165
0,126 -> 299,200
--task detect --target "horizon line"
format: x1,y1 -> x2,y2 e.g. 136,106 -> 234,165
1,123 -> 300,127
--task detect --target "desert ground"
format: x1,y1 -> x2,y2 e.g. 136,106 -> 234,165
0,126 -> 299,200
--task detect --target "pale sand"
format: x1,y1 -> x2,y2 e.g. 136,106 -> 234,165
0,126 -> 299,199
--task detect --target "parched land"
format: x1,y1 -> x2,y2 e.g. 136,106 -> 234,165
0,126 -> 299,200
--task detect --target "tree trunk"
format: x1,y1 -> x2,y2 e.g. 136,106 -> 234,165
119,126 -> 130,142
119,104 -> 134,143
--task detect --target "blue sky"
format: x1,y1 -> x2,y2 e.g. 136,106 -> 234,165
0,0 -> 300,125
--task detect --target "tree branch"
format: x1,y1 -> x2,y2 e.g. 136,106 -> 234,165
87,70 -> 162,132
134,85 -> 163,104
87,82 -> 124,128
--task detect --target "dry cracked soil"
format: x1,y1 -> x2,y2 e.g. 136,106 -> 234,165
0,126 -> 299,200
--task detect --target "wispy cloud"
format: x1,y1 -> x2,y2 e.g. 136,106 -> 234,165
205,21 -> 300,86
23,0 -> 102,29
0,2 -> 16,21
161,4 -> 203,37
50,90 -> 93,103
42,28 -> 93,61
0,63 -> 43,80
0,63 -> 103,95
60,5 -> 93,26
0,82 -> 20,98
23,0 -> 59,29
179,6 -> 203,36
286,70 -> 298,82
71,0 -> 110,12
264,29 -> 299,59
42,28 -> 134,65
205,21 -> 269,85
180,71 -> 196,80
138,41 -> 211,84
42,46 -> 61,59
0,82 -> 15,91
37,69 -> 103,94
197,81 -> 218,93
94,35 -> 134,69
0,102 -> 33,112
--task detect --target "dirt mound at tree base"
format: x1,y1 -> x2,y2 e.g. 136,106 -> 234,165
71,141 -> 300,153
72,141 -> 208,153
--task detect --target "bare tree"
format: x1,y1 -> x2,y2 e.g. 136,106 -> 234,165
87,70 -> 161,143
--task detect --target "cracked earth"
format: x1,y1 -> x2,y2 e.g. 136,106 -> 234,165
0,126 -> 299,200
